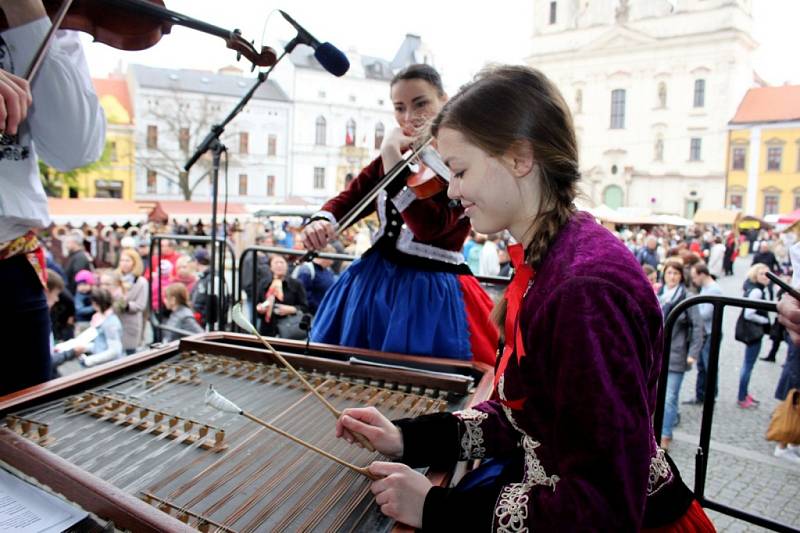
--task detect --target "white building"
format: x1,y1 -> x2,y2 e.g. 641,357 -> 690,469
271,34 -> 434,204
526,0 -> 759,217
128,64 -> 292,203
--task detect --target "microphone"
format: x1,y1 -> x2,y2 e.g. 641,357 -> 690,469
279,10 -> 350,77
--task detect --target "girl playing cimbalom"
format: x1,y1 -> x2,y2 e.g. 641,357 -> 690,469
336,66 -> 715,532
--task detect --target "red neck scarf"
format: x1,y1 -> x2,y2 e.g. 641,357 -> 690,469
493,243 -> 535,404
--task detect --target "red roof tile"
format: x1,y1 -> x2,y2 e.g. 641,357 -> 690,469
92,78 -> 133,123
730,85 -> 800,124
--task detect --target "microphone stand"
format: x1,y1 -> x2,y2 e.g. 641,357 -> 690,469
185,44 -> 294,330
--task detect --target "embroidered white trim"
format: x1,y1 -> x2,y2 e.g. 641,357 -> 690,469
454,408 -> 489,459
396,226 -> 465,265
391,187 -> 416,213
312,210 -> 337,225
371,190 -> 387,243
493,376 -> 560,533
647,447 -> 672,495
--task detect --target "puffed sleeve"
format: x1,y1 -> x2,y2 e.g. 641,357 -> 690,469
4,20 -> 106,170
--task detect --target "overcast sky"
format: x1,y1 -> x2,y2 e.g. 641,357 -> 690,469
81,0 -> 799,93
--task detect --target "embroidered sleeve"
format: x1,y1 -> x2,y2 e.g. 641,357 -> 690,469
453,408 -> 489,459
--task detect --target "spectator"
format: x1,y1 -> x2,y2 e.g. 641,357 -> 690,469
73,269 -> 96,326
751,241 -> 780,274
74,288 -> 124,368
479,233 -> 501,276
658,259 -> 703,449
45,270 -> 77,378
241,234 -> 272,305
171,254 -> 197,294
115,249 -> 148,355
642,264 -> 659,293
736,264 -> 770,409
256,255 -> 308,337
723,231 -> 737,276
467,233 -> 485,274
162,283 -> 203,342
497,244 -> 511,277
294,246 -> 337,315
63,230 -> 92,295
707,236 -> 725,278
636,236 -> 659,270
686,263 -> 723,404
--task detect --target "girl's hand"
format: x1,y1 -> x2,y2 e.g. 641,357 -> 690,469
301,220 -> 335,251
336,407 -> 403,458
380,127 -> 414,170
368,462 -> 431,529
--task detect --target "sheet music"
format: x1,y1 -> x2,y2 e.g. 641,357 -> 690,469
54,327 -> 98,353
0,468 -> 87,532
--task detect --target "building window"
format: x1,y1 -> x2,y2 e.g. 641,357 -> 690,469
730,194 -> 743,209
239,174 -> 248,196
764,194 -> 780,215
794,193 -> 800,210
267,175 -> 275,197
693,79 -> 705,108
345,119 -> 356,146
654,135 -> 664,161
146,170 -> 156,194
95,179 -> 123,199
690,138 -> 702,161
374,122 -> 385,150
179,127 -> 189,151
109,141 -> 117,162
267,134 -> 277,156
313,167 -> 325,189
549,1 -> 557,24
797,144 -> 800,171
315,116 -> 326,146
239,132 -> 249,154
146,125 -> 158,149
767,146 -> 782,171
657,82 -> 667,108
575,89 -> 583,113
732,147 -> 746,170
610,89 -> 625,129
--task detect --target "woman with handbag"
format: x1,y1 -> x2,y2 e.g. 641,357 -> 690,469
256,254 -> 308,338
737,264 -> 771,409
658,259 -> 703,449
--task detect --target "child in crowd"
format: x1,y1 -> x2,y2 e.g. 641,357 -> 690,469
73,269 -> 96,328
162,283 -> 203,342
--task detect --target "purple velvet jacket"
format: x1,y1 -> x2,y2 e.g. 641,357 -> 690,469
397,212 -> 682,531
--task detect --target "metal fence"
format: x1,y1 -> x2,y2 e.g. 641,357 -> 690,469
657,294 -> 797,533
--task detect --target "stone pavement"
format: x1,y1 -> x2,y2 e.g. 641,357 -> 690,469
667,257 -> 800,532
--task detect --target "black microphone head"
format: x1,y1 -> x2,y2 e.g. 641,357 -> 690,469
315,42 -> 350,77
299,313 -> 312,331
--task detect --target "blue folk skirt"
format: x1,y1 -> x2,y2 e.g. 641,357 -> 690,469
310,251 -> 473,359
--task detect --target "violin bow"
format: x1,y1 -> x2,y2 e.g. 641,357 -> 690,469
299,137 -> 434,263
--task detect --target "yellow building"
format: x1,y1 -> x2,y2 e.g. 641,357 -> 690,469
726,85 -> 800,217
59,78 -> 136,199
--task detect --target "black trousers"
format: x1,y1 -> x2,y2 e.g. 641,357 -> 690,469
0,254 -> 52,396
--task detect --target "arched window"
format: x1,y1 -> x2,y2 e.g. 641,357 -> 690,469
654,135 -> 664,161
603,185 -> 624,209
315,116 -> 326,146
374,122 -> 385,150
657,82 -> 667,108
345,119 -> 356,146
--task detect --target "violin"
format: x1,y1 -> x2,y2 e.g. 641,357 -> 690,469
1,0 -> 277,82
406,144 -> 451,200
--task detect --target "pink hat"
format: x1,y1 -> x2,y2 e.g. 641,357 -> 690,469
74,269 -> 96,285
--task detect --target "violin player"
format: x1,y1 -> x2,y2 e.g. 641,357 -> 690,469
0,0 -> 105,395
300,64 -> 497,364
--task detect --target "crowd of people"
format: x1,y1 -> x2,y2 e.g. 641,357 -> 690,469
0,1 -> 796,526
627,227 -> 800,465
